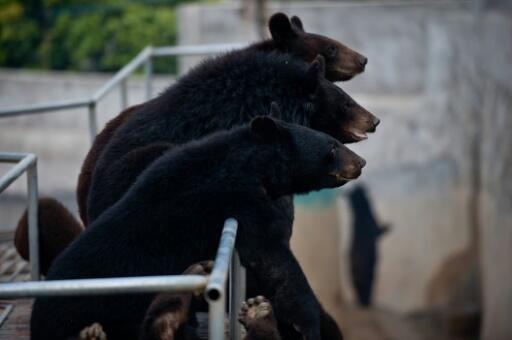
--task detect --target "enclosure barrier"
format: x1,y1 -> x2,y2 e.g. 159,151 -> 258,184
0,43 -> 249,339
0,152 -> 39,280
0,218 -> 241,340
0,43 -> 246,142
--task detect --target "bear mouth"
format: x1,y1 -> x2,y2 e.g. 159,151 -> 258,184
347,127 -> 368,141
329,172 -> 354,182
334,67 -> 364,81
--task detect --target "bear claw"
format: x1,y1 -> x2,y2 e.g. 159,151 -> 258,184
79,322 -> 107,340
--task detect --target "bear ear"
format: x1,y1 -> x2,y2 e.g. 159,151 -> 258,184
290,16 -> 305,32
269,102 -> 282,118
269,13 -> 297,43
250,116 -> 279,141
377,224 -> 391,237
304,55 -> 325,93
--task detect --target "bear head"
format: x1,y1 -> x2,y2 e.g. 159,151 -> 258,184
250,111 -> 366,195
269,12 -> 367,81
296,55 -> 380,143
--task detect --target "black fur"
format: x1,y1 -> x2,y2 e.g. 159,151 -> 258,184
348,185 -> 389,306
31,119 -> 363,340
88,51 -> 371,223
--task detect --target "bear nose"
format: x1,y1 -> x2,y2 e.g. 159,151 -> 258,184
359,158 -> 366,169
372,116 -> 380,127
358,56 -> 368,69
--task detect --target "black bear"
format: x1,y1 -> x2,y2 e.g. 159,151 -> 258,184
14,197 -> 84,275
348,185 -> 390,306
87,52 -> 377,224
81,53 -> 374,339
31,116 -> 365,340
14,12 -> 373,269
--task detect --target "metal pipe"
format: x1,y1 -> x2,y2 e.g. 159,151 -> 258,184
0,152 -> 29,162
206,218 -> 238,303
152,43 -> 246,57
92,46 -> 152,102
120,79 -> 128,110
209,290 -> 227,340
27,160 -> 40,280
230,251 -> 246,340
88,103 -> 98,142
206,218 -> 238,340
0,99 -> 91,118
144,57 -> 153,100
0,154 -> 37,193
0,275 -> 208,298
0,303 -> 13,327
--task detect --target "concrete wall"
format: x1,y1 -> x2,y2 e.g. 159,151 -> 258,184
0,70 -> 171,231
177,3 -> 512,338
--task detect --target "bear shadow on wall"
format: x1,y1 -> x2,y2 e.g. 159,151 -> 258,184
348,184 -> 390,307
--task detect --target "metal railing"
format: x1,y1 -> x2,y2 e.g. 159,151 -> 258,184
0,42 -> 250,339
0,43 -> 246,143
0,219 -> 241,340
0,152 -> 39,280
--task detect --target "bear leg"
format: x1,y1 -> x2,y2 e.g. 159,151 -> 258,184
139,261 -> 212,340
239,296 -> 282,340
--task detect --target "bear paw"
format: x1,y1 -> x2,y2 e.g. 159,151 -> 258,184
183,260 -> 213,276
238,296 -> 276,331
79,323 -> 107,340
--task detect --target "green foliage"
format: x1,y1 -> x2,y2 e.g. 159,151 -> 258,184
0,2 -> 41,66
0,1 -> 185,73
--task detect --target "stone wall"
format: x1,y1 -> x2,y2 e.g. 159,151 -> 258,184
177,3 -> 512,339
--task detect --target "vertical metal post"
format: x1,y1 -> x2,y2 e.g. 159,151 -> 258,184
88,103 -> 98,143
120,79 -> 128,110
230,251 -> 246,340
27,160 -> 39,280
144,57 -> 153,100
209,288 -> 226,340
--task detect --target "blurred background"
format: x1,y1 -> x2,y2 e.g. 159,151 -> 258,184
0,0 -> 511,339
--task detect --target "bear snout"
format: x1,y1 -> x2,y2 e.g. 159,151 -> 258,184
357,56 -> 368,70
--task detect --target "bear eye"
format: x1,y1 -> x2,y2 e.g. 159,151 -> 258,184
329,143 -> 337,159
327,45 -> 337,59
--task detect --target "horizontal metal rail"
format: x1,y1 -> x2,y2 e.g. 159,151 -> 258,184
92,46 -> 153,102
0,152 -> 39,280
152,43 -> 245,57
0,275 -> 208,298
0,98 -> 92,118
0,218 -> 238,339
0,43 -> 247,119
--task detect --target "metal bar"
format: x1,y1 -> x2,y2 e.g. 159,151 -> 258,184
0,303 -> 13,327
88,103 -> 98,142
92,46 -> 152,102
0,261 -> 15,277
120,79 -> 128,110
0,152 -> 28,162
206,218 -> 238,302
27,161 -> 39,280
0,154 -> 36,193
152,43 -> 246,57
144,57 -> 153,100
6,262 -> 29,282
0,98 -> 91,118
206,218 -> 238,340
230,251 -> 246,340
209,291 -> 227,340
0,275 -> 208,298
